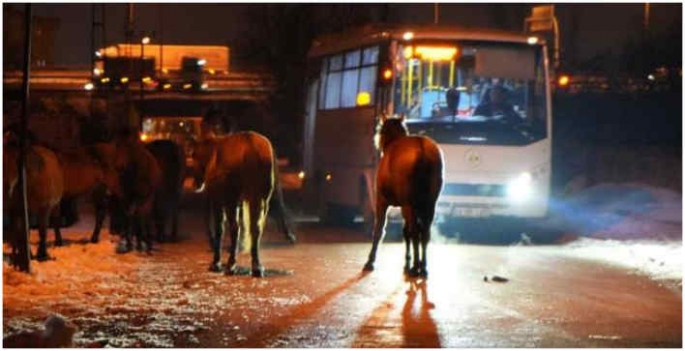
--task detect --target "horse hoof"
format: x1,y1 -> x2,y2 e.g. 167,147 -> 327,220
90,238 -> 99,244
34,253 -> 52,262
419,270 -> 428,279
286,233 -> 297,244
116,243 -> 132,254
208,262 -> 222,272
55,241 -> 64,247
363,262 -> 374,272
252,268 -> 265,278
226,265 -> 239,276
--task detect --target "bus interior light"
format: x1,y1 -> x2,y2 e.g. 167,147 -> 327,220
414,46 -> 458,61
403,31 -> 414,41
84,83 -> 94,91
527,36 -> 539,45
120,77 -> 129,83
298,171 -> 306,180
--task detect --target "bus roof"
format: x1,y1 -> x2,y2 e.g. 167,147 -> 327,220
308,23 -> 544,58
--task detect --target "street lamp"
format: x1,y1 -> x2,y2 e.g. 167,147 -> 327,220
140,36 -> 150,122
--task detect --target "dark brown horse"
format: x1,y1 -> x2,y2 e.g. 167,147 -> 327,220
57,143 -> 119,243
192,131 -> 276,277
363,114 -> 444,277
145,139 -> 185,243
112,129 -> 163,253
3,144 -> 64,261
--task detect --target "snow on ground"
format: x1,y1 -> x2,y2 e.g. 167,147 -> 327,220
3,206 -> 309,348
545,182 -> 682,241
541,182 -> 682,287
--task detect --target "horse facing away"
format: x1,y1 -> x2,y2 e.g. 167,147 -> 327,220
113,129 -> 163,253
3,144 -> 64,261
145,139 -> 185,243
363,114 -> 444,278
192,131 -> 276,277
57,142 -> 119,243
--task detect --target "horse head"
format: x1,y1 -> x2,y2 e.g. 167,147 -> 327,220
189,135 -> 217,193
376,113 -> 409,152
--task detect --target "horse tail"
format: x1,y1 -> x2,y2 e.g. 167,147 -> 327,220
412,138 -> 442,229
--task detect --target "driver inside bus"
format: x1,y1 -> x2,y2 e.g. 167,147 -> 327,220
473,84 -> 523,124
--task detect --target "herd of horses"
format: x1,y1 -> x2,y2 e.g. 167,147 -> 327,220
3,113 -> 444,279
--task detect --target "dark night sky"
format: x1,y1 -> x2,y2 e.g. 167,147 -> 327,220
6,2 -> 683,67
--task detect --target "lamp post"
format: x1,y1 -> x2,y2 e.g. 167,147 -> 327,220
140,35 -> 150,123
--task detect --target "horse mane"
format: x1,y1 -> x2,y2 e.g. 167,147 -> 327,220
376,116 -> 409,152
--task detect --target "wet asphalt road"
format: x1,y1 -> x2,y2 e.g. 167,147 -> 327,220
3,205 -> 682,348
186,226 -> 682,348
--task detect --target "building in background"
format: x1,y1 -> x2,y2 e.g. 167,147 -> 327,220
3,6 -> 60,69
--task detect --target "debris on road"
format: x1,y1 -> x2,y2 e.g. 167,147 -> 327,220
484,275 -> 509,283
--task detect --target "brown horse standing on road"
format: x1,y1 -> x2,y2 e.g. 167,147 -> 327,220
363,114 -> 444,278
145,139 -> 185,243
192,131 -> 276,277
113,129 -> 163,253
3,144 -> 64,261
57,143 -> 119,243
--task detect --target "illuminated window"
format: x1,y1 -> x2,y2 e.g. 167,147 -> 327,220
319,45 -> 379,111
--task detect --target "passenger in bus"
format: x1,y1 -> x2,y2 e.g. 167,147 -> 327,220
473,84 -> 522,124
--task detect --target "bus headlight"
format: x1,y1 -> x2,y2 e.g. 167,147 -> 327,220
506,172 -> 533,202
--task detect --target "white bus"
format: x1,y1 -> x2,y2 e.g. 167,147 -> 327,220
303,24 -> 552,232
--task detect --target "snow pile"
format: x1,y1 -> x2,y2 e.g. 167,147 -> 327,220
560,237 -> 682,284
546,182 -> 682,241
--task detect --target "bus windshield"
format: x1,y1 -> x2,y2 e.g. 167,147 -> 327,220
392,42 -> 548,145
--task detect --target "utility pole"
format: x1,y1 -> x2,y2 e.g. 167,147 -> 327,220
434,3 -> 439,25
125,3 -> 135,129
15,3 -> 33,273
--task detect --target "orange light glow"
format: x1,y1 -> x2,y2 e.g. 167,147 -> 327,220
100,77 -> 110,83
163,83 -> 172,90
140,133 -> 149,142
142,76 -> 152,83
403,46 -> 414,59
558,75 -> 570,87
356,91 -> 371,106
414,46 -> 458,61
382,69 -> 393,80
325,173 -> 332,182
120,77 -> 129,83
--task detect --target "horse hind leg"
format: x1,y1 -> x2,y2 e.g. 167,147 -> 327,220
418,205 -> 436,279
223,204 -> 239,275
401,207 -> 413,274
403,206 -> 421,277
90,189 -> 107,243
248,199 -> 268,278
170,196 -> 180,242
35,208 -> 52,261
363,197 -> 389,272
50,204 -> 63,247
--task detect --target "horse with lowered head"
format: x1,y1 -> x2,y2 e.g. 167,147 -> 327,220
363,114 -> 444,278
3,142 -> 64,262
192,131 -> 276,277
57,142 -> 119,244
